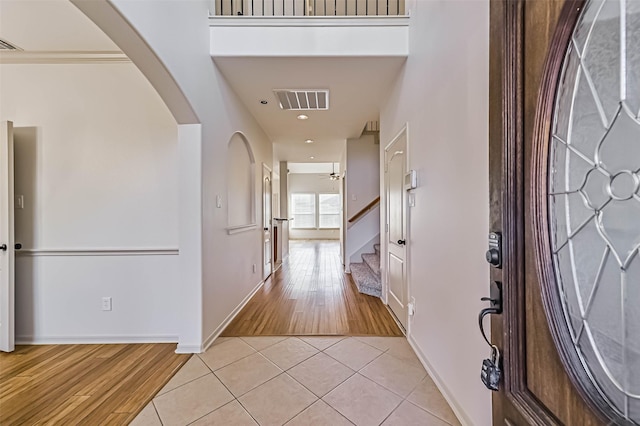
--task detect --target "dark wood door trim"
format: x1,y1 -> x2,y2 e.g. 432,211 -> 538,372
491,1 -> 559,423
490,0 -> 590,424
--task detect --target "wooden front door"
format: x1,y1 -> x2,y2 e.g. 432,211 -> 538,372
488,0 -> 632,423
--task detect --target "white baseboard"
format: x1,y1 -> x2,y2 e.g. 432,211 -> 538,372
175,344 -> 203,354
199,279 -> 265,353
407,334 -> 473,426
16,334 -> 178,345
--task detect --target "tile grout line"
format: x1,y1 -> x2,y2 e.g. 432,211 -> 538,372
403,398 -> 458,426
148,336 -> 455,426
239,371 -> 319,425
151,400 -> 163,426
213,353 -> 284,399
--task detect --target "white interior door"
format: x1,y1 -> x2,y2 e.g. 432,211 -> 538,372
385,130 -> 408,331
0,121 -> 15,352
263,165 -> 272,280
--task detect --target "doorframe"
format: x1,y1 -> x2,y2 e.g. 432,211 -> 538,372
262,163 -> 273,281
382,124 -> 410,332
0,121 -> 15,352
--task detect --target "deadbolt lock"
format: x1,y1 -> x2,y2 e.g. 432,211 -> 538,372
486,232 -> 502,268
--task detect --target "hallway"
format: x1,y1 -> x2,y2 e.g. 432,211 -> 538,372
222,241 -> 402,336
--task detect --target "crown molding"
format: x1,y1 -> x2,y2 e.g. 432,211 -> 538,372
0,51 -> 129,64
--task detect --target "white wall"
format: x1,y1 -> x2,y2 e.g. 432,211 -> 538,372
288,173 -> 340,240
345,133 -> 380,268
209,16 -> 409,57
94,0 -> 274,351
346,133 -> 379,217
380,1 -> 491,424
1,63 -> 180,343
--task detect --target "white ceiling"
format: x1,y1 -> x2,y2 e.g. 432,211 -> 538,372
214,56 -> 405,163
288,162 -> 340,174
0,0 -> 404,165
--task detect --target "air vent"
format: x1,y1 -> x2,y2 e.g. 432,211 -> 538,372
273,89 -> 329,110
0,38 -> 20,51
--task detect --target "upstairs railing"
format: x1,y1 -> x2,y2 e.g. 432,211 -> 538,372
212,0 -> 405,16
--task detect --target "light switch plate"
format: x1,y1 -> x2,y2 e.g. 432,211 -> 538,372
101,297 -> 112,311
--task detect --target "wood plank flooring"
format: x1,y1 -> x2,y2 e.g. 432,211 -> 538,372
0,343 -> 189,425
222,240 -> 403,336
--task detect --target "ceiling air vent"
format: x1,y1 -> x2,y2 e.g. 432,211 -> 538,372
0,38 -> 20,51
273,89 -> 329,111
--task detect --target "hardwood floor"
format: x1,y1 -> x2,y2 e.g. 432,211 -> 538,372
222,240 -> 403,336
0,343 -> 189,425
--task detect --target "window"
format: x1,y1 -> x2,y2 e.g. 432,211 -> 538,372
291,193 -> 316,228
290,193 -> 340,229
319,194 -> 340,229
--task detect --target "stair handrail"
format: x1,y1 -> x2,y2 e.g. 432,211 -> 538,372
347,196 -> 380,224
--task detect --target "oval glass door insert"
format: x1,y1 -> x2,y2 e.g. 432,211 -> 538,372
548,0 -> 640,421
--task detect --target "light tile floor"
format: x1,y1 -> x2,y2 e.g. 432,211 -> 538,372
131,336 -> 461,426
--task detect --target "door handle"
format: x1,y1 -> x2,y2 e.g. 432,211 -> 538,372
478,281 -> 502,347
0,244 -> 6,251
397,239 -> 406,245
15,243 -> 22,250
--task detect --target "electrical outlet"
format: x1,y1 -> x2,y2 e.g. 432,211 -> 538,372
101,297 -> 112,311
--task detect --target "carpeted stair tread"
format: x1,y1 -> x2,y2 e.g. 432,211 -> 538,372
373,244 -> 380,256
350,262 -> 381,298
362,253 -> 381,277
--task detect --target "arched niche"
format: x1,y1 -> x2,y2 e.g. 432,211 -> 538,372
226,132 -> 256,234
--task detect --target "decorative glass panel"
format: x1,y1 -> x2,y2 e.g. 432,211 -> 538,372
549,0 -> 640,421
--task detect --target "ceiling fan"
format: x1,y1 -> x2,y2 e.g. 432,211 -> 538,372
319,163 -> 340,180
329,163 -> 340,180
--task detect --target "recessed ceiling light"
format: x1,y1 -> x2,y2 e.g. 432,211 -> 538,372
260,100 -> 268,105
305,139 -> 314,144
297,114 -> 309,120
309,156 -> 315,159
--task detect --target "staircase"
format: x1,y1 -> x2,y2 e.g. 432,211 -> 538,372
350,243 -> 381,297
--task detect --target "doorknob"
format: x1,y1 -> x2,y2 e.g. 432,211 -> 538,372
478,281 -> 502,347
0,244 -> 6,251
397,239 -> 406,245
15,243 -> 22,250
